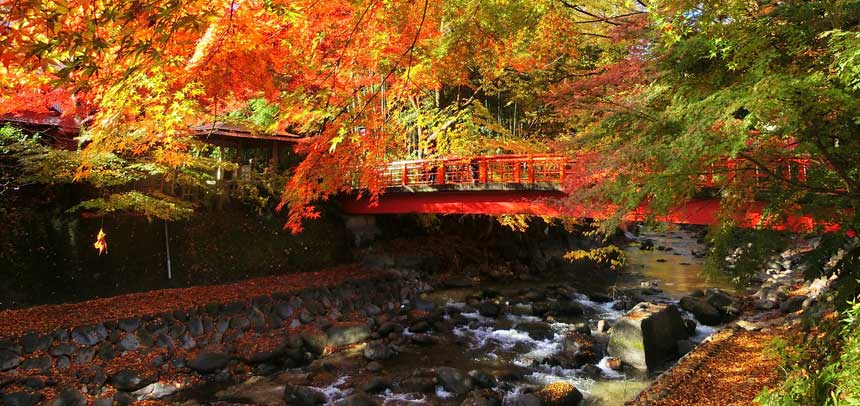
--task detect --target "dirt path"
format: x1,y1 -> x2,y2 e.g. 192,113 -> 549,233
627,326 -> 785,406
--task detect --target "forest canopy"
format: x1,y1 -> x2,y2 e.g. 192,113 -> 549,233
1,0 -> 858,238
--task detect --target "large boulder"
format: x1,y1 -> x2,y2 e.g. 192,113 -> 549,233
326,322 -> 371,347
607,302 -> 688,371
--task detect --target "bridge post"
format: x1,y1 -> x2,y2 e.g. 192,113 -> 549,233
559,158 -> 565,182
513,161 -> 521,182
527,155 -> 535,183
480,160 -> 488,184
401,163 -> 408,186
437,163 -> 446,185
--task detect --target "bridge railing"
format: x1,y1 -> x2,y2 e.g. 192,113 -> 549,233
374,154 -> 817,190
377,154 -> 570,187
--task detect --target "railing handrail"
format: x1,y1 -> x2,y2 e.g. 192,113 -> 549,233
369,153 -> 817,190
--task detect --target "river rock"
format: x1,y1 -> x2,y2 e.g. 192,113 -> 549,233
410,333 -> 444,346
581,363 -> 602,379
378,322 -> 404,337
504,393 -> 542,406
188,351 -> 230,372
607,302 -> 688,371
118,334 -> 141,351
537,381 -> 583,405
547,332 -> 601,369
398,376 -> 436,393
436,367 -> 473,395
50,388 -> 87,406
0,349 -> 21,371
361,377 -> 392,393
679,296 -> 722,326
21,333 -> 52,354
780,295 -> 807,314
704,289 -> 736,310
283,384 -> 327,405
478,302 -> 501,318
469,370 -> 496,389
118,318 -> 140,333
21,354 -> 51,371
300,330 -> 329,355
72,324 -> 108,346
363,341 -> 395,361
345,393 -> 378,406
515,322 -> 555,340
132,382 -> 180,400
3,392 -> 41,406
50,343 -> 75,356
326,322 -> 371,347
110,369 -> 156,391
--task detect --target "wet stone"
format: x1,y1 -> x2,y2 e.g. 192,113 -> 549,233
515,322 -> 555,340
436,367 -> 473,395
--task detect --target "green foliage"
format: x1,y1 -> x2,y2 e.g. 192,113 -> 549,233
587,0 -> 860,233
68,191 -> 195,221
564,245 -> 627,270
757,298 -> 860,406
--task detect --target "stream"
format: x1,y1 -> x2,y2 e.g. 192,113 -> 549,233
172,228 -> 738,406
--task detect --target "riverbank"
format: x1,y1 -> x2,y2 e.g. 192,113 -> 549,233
628,240 -> 837,406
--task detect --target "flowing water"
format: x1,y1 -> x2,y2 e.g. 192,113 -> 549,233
175,228 -> 738,406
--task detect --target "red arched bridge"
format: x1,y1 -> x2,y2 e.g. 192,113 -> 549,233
340,153 -> 829,231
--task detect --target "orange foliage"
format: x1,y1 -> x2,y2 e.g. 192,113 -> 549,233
1,0 -> 646,232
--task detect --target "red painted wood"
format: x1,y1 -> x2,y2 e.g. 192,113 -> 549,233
343,154 -> 836,232
340,192 -> 838,232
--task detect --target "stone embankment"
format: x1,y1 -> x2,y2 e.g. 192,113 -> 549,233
0,266 -> 425,406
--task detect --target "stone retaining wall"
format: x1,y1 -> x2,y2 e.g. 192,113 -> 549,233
0,271 -> 419,406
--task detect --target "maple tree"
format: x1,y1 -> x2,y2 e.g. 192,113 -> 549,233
1,0 -> 647,231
